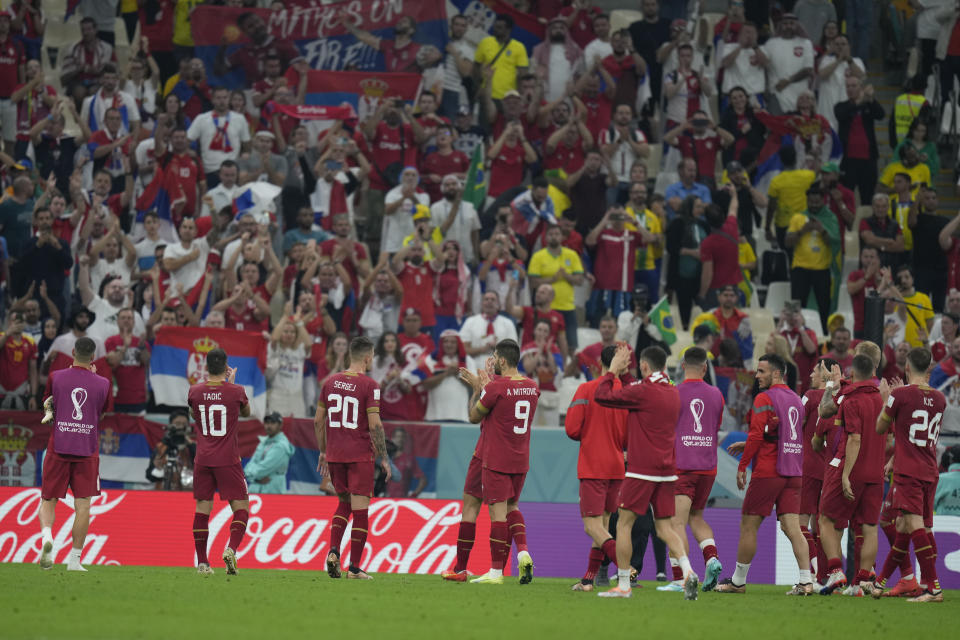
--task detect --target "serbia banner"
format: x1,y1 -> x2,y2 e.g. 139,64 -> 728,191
149,327 -> 268,419
275,70 -> 421,128
190,0 -> 449,88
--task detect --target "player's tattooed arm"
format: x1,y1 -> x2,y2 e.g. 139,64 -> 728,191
370,414 -> 392,482
818,363 -> 843,418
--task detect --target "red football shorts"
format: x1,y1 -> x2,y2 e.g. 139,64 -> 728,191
674,472 -> 715,512
818,467 -> 882,526
889,473 -> 936,528
41,451 -> 100,500
482,468 -> 526,505
579,478 -> 623,518
619,477 -> 675,518
800,476 -> 823,515
328,461 -> 375,497
463,455 -> 483,500
193,462 -> 249,501
742,476 -> 802,517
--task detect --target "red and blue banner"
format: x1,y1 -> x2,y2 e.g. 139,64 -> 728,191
451,0 -> 545,51
190,0 -> 450,88
290,70 -> 422,124
149,327 -> 268,419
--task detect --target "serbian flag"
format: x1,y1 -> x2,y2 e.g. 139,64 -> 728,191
64,0 -> 81,21
133,154 -> 182,242
752,112 -> 842,188
511,189 -> 557,249
450,0 -> 544,52
232,182 -> 282,223
149,327 -> 268,419
45,334 -> 113,412
281,70 -> 422,125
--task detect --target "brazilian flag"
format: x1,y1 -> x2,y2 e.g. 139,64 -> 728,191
650,296 -> 677,345
464,145 -> 486,212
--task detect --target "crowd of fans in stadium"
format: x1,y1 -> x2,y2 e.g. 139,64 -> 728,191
0,0 -> 959,452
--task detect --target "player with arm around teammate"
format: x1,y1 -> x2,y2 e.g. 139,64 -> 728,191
37,337 -> 111,572
316,336 -> 392,580
871,347 -> 946,603
188,348 -> 252,576
459,339 -> 539,585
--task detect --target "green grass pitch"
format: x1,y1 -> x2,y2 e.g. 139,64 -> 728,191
3,565 -> 955,639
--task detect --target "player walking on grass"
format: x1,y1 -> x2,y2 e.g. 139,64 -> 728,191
815,354 -> 885,596
799,358 -> 836,588
717,354 -> 812,595
564,345 -> 628,592
316,336 -> 391,580
459,339 -> 539,585
593,345 -> 699,599
661,347 -> 724,593
188,348 -> 252,576
38,337 -> 111,572
871,347 -> 946,603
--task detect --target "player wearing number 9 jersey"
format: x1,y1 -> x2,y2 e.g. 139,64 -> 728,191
460,339 -> 539,585
316,336 -> 390,581
873,347 -> 946,603
186,348 -> 251,576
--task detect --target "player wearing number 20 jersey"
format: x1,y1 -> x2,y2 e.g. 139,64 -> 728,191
185,348 -> 251,576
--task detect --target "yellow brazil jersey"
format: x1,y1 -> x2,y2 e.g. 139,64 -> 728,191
625,205 -> 663,270
878,161 -> 930,190
474,37 -> 529,100
901,290 -> 935,347
528,247 -> 583,312
888,196 -> 915,251
787,213 -> 832,270
739,239 -> 756,279
173,0 -> 203,47
769,169 -> 816,229
402,228 -> 445,261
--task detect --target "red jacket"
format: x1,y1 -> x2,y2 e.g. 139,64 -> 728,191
564,376 -> 627,479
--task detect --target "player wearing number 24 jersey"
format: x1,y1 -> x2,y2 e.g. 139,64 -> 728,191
186,348 -> 251,577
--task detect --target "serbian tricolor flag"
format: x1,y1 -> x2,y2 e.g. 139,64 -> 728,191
449,0 -> 544,52
64,0 -> 81,21
752,111 -> 842,188
134,154 -> 182,241
149,327 -> 268,418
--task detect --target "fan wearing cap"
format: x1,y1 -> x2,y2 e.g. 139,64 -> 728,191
243,412 -> 295,495
400,204 -> 444,261
391,232 -> 442,333
382,167 -> 430,255
421,330 -> 474,422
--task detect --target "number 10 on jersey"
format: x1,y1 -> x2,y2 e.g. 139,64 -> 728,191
197,404 -> 227,436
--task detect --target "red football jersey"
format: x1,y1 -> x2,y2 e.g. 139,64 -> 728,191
478,375 -> 540,474
884,384 -> 946,483
594,372 -> 681,478
801,388 -> 827,479
520,306 -> 565,346
188,381 -> 249,467
835,382 -> 885,484
320,371 -> 381,463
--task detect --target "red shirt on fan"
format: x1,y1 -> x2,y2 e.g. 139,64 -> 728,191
397,263 -> 437,327
594,371 -> 681,478
319,239 -> 368,294
478,375 -> 540,474
564,376 -> 628,479
225,300 -> 269,333
421,149 -> 469,202
883,384 -> 946,483
166,151 -> 203,218
780,325 -> 819,393
103,335 -> 149,405
801,388 -> 827,480
0,35 -> 25,98
519,306 -> 565,346
319,370 -> 381,463
367,121 -> 417,191
0,333 -> 36,391
543,137 -> 586,173
380,39 -> 421,73
834,381 -> 885,484
846,114 -> 871,159
488,141 -> 525,198
699,216 -> 742,289
579,92 -> 613,141
188,380 -> 249,467
847,269 -> 878,334
593,229 -> 645,292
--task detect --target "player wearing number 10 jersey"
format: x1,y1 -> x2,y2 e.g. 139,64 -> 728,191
316,336 -> 391,581
872,347 -> 946,603
461,339 -> 540,585
186,348 -> 252,576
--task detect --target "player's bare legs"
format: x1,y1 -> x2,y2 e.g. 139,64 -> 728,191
653,515 -> 699,598
778,513 -> 813,594
506,500 -> 533,584
344,493 -> 373,579
872,512 -> 943,602
689,509 -> 721,591
662,496 -> 693,591
38,498 -> 57,569
798,512 -> 818,583
472,500 -> 510,584
716,514 -> 763,593
574,511 -> 616,591
817,513 -> 848,594
443,492 -> 481,581
66,498 -> 92,572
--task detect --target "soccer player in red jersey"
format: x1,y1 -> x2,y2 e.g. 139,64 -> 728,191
37,337 -> 111,572
871,347 -> 946,603
459,339 -> 540,584
316,336 -> 391,580
716,354 -> 812,595
815,354 -> 886,595
799,358 -> 837,587
666,347 -> 725,592
593,345 -> 698,599
564,344 -> 628,591
187,348 -> 252,576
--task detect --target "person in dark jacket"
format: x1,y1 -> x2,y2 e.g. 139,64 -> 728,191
719,86 -> 766,170
834,76 -> 885,205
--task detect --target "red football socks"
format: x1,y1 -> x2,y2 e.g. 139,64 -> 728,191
600,538 -> 617,566
671,563 -> 683,581
583,547 -> 604,581
454,521 -> 476,573
228,509 -> 248,552
490,521 -> 509,570
826,557 -> 843,574
913,530 -> 940,591
506,510 -> 528,553
853,524 -> 864,571
701,543 -> 718,563
329,500 -> 351,555
193,512 -> 209,565
350,509 -> 369,569
800,526 -> 816,571
881,522 -> 913,578
877,532 -> 911,587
